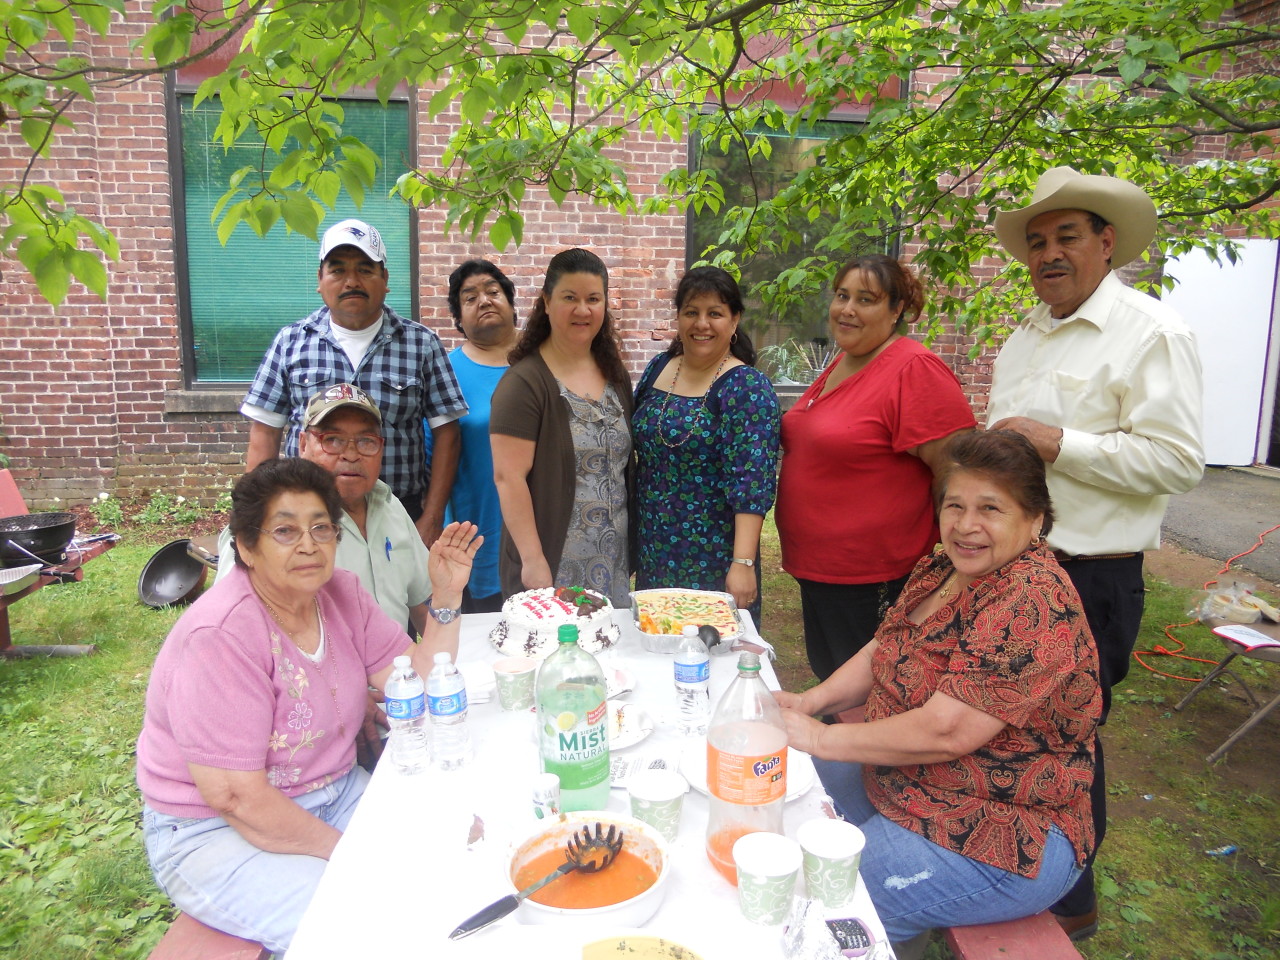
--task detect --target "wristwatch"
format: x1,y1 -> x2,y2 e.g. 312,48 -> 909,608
730,558 -> 755,567
428,602 -> 461,625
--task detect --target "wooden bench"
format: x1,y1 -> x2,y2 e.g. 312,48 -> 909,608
945,910 -> 1083,959
148,913 -> 270,960
834,706 -> 1083,959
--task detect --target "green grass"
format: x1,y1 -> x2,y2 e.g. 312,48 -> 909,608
1,544 -> 181,959
1,527 -> 1277,959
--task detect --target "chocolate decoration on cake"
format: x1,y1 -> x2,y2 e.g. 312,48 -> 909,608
489,586 -> 620,659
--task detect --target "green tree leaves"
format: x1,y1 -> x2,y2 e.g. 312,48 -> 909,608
1,0 -> 1277,320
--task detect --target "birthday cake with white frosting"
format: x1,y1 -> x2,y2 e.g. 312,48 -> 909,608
489,586 -> 621,659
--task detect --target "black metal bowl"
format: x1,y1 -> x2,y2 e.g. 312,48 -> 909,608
138,539 -> 209,608
0,511 -> 77,568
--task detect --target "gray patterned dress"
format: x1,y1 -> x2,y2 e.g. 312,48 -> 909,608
556,383 -> 631,606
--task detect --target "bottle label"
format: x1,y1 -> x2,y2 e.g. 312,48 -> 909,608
674,659 -> 710,684
428,689 -> 468,718
540,699 -> 609,791
385,691 -> 425,721
707,743 -> 787,805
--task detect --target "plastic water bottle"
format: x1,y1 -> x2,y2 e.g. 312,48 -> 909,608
384,655 -> 430,775
705,651 -> 788,884
427,651 -> 472,770
536,624 -> 610,811
674,625 -> 711,736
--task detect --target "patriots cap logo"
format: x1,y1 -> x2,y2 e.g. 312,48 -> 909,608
319,218 -> 386,262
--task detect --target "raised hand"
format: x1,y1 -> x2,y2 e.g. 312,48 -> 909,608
428,521 -> 483,603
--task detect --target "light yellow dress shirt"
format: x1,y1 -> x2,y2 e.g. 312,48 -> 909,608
987,271 -> 1205,556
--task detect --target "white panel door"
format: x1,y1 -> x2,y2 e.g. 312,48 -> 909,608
1165,239 -> 1279,466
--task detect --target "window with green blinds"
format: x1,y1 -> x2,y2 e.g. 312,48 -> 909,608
178,95 -> 413,383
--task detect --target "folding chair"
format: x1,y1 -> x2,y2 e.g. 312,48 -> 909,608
1174,621 -> 1280,763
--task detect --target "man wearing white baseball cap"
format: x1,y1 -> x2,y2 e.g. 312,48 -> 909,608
987,166 -> 1205,939
241,219 -> 468,548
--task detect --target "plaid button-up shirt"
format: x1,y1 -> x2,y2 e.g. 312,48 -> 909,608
243,305 -> 467,501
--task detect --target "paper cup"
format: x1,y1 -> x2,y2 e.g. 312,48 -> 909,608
732,832 -> 802,925
797,818 -> 865,908
628,769 -> 687,842
493,657 -> 538,711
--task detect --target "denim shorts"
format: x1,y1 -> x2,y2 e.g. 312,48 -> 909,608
812,757 -> 1083,941
142,765 -> 369,953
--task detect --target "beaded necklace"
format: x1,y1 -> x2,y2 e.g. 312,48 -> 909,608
259,593 -> 347,737
655,352 -> 730,449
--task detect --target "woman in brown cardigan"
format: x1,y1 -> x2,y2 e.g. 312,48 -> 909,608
490,248 -> 634,605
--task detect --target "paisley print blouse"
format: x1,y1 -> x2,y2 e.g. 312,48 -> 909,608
863,543 -> 1102,877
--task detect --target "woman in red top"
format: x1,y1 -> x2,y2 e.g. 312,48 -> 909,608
775,431 -> 1101,951
775,254 -> 975,681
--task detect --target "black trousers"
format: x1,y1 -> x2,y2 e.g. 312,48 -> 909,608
1053,552 -> 1146,917
796,575 -> 909,682
461,587 -> 503,614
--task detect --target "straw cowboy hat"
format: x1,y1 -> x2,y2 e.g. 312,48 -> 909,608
994,166 -> 1158,268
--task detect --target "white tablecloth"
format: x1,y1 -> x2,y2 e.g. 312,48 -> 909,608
287,611 -> 887,959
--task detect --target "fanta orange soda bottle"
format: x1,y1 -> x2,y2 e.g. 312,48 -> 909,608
705,651 -> 788,883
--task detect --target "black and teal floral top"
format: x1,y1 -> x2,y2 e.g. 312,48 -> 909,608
633,355 -> 780,620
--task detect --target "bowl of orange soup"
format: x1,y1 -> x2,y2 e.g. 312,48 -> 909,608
508,812 -> 670,927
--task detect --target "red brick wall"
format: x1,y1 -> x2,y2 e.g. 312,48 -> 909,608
0,11 -> 691,511
412,112 -> 689,371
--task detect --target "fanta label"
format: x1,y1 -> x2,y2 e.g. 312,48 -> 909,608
707,743 -> 787,805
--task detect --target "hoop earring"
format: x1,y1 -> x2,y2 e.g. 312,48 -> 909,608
730,332 -> 738,345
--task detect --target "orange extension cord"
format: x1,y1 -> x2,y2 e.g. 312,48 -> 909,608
1133,522 -> 1280,682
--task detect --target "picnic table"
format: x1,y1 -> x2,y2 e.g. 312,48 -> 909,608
285,609 -> 890,959
0,537 -> 120,657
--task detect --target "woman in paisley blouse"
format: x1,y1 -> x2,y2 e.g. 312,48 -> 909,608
491,248 -> 634,606
775,430 -> 1101,951
136,458 -> 480,953
632,267 -> 780,621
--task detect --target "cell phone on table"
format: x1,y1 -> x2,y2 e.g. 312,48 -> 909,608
826,918 -> 875,957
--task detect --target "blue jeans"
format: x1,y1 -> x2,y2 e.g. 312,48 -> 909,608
142,765 -> 369,953
813,757 -> 1082,941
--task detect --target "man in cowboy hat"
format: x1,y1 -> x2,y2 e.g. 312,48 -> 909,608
987,166 -> 1205,939
241,218 -> 468,549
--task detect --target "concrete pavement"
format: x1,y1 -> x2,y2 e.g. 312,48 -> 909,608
1161,466 -> 1280,586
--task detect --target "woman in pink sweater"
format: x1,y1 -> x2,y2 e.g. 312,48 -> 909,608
137,457 -> 479,952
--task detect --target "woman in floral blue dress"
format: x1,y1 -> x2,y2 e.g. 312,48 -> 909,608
633,267 -> 780,622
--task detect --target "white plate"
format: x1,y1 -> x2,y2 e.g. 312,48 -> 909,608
608,700 -> 654,750
606,666 -> 636,699
679,743 -> 816,802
